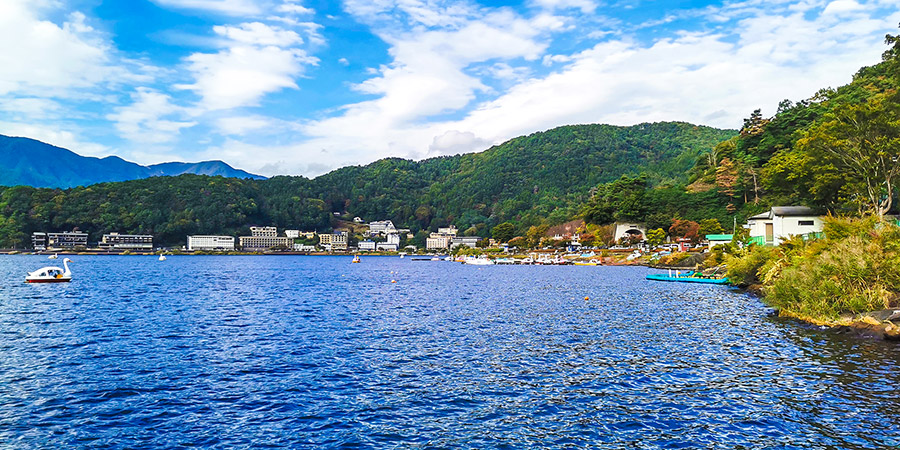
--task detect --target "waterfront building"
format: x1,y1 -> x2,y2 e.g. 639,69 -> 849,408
293,243 -> 316,252
34,230 -> 89,250
745,206 -> 824,246
426,233 -> 453,250
32,232 -> 47,250
285,230 -> 300,238
451,236 -> 481,249
358,240 -> 376,251
318,231 -> 348,251
376,242 -> 399,252
187,235 -> 235,251
386,233 -> 401,245
239,235 -> 292,251
100,233 -> 153,250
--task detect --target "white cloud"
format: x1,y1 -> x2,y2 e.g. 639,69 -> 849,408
277,2 -> 314,15
215,115 -> 274,135
428,130 -> 492,157
0,98 -> 63,120
822,0 -> 865,15
281,0 -> 900,177
150,0 -> 263,16
107,88 -> 196,144
0,1 -> 112,96
179,22 -> 318,111
0,121 -> 110,157
213,22 -> 303,46
531,0 -> 598,14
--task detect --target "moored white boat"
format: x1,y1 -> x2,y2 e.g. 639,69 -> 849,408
463,255 -> 494,265
26,258 -> 73,283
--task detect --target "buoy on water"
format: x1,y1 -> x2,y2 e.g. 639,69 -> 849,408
584,296 -> 590,301
391,279 -> 397,283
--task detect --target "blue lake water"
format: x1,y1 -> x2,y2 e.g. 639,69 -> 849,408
1,255 -> 898,448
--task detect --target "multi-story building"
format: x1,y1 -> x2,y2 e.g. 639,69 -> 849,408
285,230 -> 300,239
293,243 -> 316,252
33,230 -> 89,250
318,231 -> 348,251
376,242 -> 399,252
249,226 -> 277,237
437,225 -> 458,236
368,220 -> 397,235
386,233 -> 401,245
358,240 -> 376,251
451,236 -> 481,249
100,233 -> 153,250
187,235 -> 235,251
426,233 -> 453,250
32,232 -> 47,250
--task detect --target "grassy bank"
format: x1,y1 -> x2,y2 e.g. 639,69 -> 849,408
725,216 -> 900,333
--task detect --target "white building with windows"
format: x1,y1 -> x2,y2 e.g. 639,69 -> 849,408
377,242 -> 399,251
746,206 -> 824,246
437,225 -> 458,236
426,233 -> 453,250
451,236 -> 481,249
285,230 -> 300,238
358,240 -> 376,251
239,227 -> 291,251
368,220 -> 397,235
319,231 -> 348,251
187,235 -> 235,251
100,233 -> 154,250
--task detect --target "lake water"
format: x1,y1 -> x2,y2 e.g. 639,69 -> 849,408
0,255 -> 898,448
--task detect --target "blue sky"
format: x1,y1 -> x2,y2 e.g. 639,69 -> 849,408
1,0 -> 898,177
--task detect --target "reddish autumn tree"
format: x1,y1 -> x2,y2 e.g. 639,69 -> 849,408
669,219 -> 701,243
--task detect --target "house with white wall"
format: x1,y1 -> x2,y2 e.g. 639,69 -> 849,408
745,206 -> 824,246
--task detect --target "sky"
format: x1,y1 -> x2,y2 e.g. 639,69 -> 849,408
1,0 -> 898,177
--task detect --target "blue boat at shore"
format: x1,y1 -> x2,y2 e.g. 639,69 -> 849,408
646,270 -> 730,284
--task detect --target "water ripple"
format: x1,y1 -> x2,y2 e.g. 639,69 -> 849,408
0,256 -> 898,448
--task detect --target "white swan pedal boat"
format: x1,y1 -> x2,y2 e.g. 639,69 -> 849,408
26,258 -> 73,283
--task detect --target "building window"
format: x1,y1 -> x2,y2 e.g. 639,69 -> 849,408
798,220 -> 815,226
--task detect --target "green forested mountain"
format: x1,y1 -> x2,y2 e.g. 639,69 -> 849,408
0,122 -> 734,247
314,122 -> 735,232
583,36 -> 900,232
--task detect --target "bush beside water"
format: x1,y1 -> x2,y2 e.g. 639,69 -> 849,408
726,216 -> 900,321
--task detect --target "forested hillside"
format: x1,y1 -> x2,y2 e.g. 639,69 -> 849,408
0,122 -> 733,247
583,35 -> 900,233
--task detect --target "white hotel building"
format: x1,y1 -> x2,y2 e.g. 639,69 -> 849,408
187,235 -> 236,251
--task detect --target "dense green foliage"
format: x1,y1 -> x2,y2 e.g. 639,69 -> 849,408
0,121 -> 734,247
585,30 -> 900,228
0,176 -> 331,247
314,122 -> 734,235
726,217 -> 900,319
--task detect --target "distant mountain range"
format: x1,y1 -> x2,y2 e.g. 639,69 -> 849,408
0,134 -> 265,188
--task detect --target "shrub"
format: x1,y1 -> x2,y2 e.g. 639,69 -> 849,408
725,245 -> 775,286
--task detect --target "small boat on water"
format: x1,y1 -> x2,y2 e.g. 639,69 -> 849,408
574,259 -> 602,266
26,258 -> 73,283
646,270 -> 729,284
352,255 -> 361,263
158,254 -> 167,261
48,253 -> 58,259
463,255 -> 494,265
